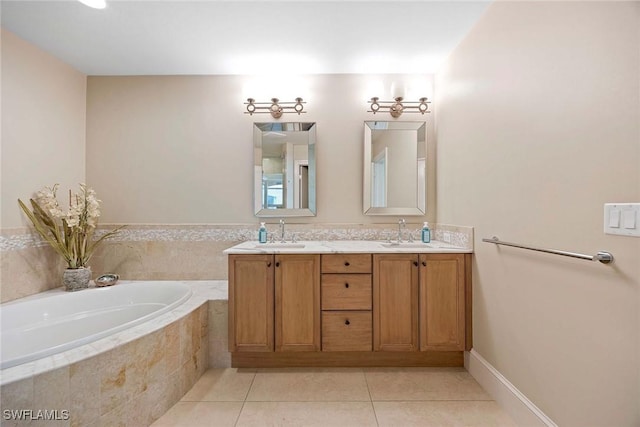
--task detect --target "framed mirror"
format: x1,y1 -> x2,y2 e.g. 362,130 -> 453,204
363,121 -> 426,215
254,122 -> 316,217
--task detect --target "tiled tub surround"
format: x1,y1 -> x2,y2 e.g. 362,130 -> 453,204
0,281 -> 226,427
1,282 -> 192,370
1,223 -> 472,303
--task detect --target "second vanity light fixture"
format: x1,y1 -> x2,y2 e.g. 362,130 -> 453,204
368,97 -> 431,118
245,98 -> 306,118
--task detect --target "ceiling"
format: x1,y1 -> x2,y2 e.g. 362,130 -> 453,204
0,0 -> 491,76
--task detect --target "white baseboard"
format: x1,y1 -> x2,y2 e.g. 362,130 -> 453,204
465,349 -> 557,427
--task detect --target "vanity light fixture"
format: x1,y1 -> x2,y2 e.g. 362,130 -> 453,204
368,97 -> 431,118
244,98 -> 306,119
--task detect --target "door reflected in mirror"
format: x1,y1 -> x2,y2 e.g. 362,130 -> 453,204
254,122 -> 316,217
364,121 -> 426,215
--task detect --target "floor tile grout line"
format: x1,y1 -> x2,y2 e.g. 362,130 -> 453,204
363,368 -> 381,427
233,370 -> 258,427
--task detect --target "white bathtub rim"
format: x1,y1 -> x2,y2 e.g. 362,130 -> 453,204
1,281 -> 194,370
0,280 -> 228,386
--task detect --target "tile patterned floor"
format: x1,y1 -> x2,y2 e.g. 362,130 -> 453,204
151,367 -> 517,427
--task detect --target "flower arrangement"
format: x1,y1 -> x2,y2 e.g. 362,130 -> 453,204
18,183 -> 123,269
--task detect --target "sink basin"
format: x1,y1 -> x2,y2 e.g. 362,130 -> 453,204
380,242 -> 434,249
253,243 -> 306,249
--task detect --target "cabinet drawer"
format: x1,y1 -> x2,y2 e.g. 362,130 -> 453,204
322,311 -> 372,352
321,274 -> 372,310
322,254 -> 372,274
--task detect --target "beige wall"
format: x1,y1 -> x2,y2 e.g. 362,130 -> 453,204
1,29 -> 86,300
1,28 -> 86,228
436,2 -> 640,426
86,74 -> 436,225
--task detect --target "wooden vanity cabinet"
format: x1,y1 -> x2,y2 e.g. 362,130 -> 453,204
419,254 -> 468,351
228,254 -> 274,352
321,254 -> 372,352
275,254 -> 321,352
229,250 -> 471,367
372,253 -> 470,352
229,254 -> 320,353
373,254 -> 419,352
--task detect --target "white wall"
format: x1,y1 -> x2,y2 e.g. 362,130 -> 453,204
1,28 -> 86,228
86,74 -> 436,224
436,2 -> 640,426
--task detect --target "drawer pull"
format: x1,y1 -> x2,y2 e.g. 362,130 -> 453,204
344,261 -> 350,266
413,261 -> 418,267
345,282 -> 349,288
345,319 -> 350,326
267,262 -> 272,267
275,261 -> 280,267
422,261 -> 427,266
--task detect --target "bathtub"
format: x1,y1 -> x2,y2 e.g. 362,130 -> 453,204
0,281 -> 192,369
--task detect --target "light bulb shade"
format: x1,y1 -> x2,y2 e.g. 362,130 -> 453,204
78,0 -> 106,9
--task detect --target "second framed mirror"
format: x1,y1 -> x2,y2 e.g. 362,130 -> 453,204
363,121 -> 426,215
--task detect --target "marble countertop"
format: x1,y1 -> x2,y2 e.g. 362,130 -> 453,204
223,240 -> 472,254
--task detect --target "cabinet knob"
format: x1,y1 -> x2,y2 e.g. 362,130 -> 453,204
275,262 -> 280,267
345,319 -> 350,326
344,261 -> 350,266
413,261 -> 418,267
267,262 -> 272,267
345,282 -> 349,288
422,261 -> 427,267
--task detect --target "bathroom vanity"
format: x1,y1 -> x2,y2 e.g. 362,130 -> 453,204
224,240 -> 472,367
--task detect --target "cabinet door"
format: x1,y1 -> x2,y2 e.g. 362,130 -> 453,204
275,254 -> 321,352
419,254 -> 466,351
228,254 -> 274,352
373,254 -> 419,351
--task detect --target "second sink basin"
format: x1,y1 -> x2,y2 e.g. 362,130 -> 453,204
253,243 -> 306,249
380,242 -> 434,249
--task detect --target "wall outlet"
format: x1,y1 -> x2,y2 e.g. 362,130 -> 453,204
442,231 -> 452,243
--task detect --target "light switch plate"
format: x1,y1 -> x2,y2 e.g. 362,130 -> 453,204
604,203 -> 640,237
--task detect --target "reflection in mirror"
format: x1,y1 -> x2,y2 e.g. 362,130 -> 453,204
363,121 -> 426,215
254,122 -> 316,217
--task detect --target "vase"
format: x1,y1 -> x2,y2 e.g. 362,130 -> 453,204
62,267 -> 92,291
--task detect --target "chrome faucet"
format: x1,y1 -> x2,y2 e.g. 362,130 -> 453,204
397,218 -> 406,243
279,219 -> 286,243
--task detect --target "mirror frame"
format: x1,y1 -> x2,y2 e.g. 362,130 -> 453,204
254,122 -> 317,217
363,121 -> 426,216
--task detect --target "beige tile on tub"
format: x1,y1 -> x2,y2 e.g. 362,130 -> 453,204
236,401 -> 378,427
374,401 -> 517,427
365,367 -> 491,401
150,401 -> 243,427
181,368 -> 256,402
246,368 -> 370,402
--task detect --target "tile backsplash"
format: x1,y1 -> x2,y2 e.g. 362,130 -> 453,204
1,223 -> 473,303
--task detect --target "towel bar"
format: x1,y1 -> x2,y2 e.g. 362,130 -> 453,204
482,236 -> 613,264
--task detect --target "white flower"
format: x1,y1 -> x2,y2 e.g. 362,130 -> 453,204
34,185 -> 65,219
